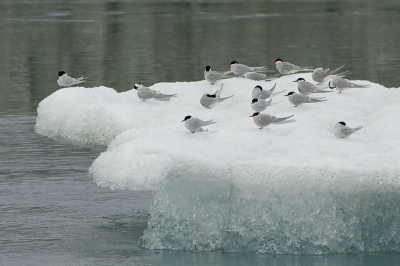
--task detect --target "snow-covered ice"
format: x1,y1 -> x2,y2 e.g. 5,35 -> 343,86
36,73 -> 400,190
35,73 -> 400,253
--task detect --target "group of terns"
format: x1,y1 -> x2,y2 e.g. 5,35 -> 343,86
56,58 -> 368,138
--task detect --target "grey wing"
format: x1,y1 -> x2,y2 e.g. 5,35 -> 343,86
200,95 -> 217,109
237,65 -> 250,73
312,70 -> 323,83
295,93 -> 310,103
138,88 -> 156,99
201,119 -> 216,127
63,75 -> 78,86
207,72 -> 231,81
341,126 -> 355,136
309,95 -> 327,102
325,65 -> 345,78
274,115 -> 295,123
268,83 -> 277,93
320,68 -> 331,78
298,83 -> 314,95
218,95 -> 234,102
191,118 -> 204,129
307,83 -> 318,93
334,77 -> 353,88
244,72 -> 266,80
258,114 -> 274,126
282,62 -> 299,72
153,93 -> 177,101
154,92 -> 177,98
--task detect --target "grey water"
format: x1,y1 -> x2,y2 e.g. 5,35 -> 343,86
1,0 -> 400,265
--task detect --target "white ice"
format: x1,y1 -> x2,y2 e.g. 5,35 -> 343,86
35,73 -> 400,191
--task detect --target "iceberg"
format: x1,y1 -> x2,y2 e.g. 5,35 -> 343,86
35,73 -> 400,254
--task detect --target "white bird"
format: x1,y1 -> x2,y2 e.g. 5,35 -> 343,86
284,91 -> 327,107
251,98 -> 274,112
200,84 -> 234,109
334,121 -> 363,138
273,58 -> 313,75
312,65 -> 350,85
242,72 -> 279,81
252,84 -> 285,99
57,71 -> 87,87
250,112 -> 295,129
204,65 -> 232,85
328,77 -> 370,93
133,84 -> 177,101
293,78 -> 331,95
228,61 -> 269,76
181,115 -> 216,133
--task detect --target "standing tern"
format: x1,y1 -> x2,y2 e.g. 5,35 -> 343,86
57,71 -> 87,87
204,65 -> 232,85
334,121 -> 363,138
133,84 -> 177,101
181,115 -> 216,133
200,84 -> 234,109
250,112 -> 295,129
227,61 -> 269,76
273,58 -> 313,75
312,65 -> 350,85
284,91 -> 327,107
328,77 -> 370,93
252,84 -> 285,99
293,78 -> 331,95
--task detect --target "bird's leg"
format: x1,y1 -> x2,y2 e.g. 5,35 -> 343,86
191,130 -> 195,134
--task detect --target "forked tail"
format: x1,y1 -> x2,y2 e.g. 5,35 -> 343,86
354,125 -> 363,132
275,115 -> 295,124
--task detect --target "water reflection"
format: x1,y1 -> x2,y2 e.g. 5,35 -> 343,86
0,0 -> 399,114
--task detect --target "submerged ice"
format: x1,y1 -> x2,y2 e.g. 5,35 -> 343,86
35,74 -> 400,254
139,172 -> 400,254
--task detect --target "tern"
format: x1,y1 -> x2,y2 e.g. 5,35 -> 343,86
133,84 -> 177,101
273,58 -> 313,75
284,91 -> 327,107
328,77 -> 370,93
334,121 -> 363,138
250,112 -> 295,129
181,115 -> 216,133
252,84 -> 285,99
200,84 -> 234,109
57,71 -> 87,87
